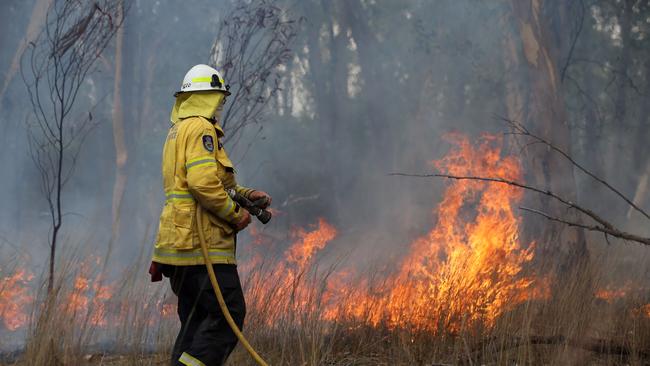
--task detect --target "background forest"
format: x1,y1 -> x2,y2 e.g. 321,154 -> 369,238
1,0 -> 650,365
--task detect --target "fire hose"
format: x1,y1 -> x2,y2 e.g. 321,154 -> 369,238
195,191 -> 271,366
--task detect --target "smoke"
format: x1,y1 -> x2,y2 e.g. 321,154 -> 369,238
1,0 -> 649,348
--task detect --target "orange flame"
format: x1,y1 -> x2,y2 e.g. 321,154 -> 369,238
243,218 -> 337,325
60,259 -> 116,326
595,288 -> 628,303
0,269 -> 34,331
593,281 -> 649,304
3,134 -> 642,335
384,134 -> 538,330
244,133 -> 542,333
162,303 -> 177,318
286,218 -> 337,269
642,304 -> 650,318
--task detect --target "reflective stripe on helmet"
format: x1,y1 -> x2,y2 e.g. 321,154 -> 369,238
191,76 -> 212,83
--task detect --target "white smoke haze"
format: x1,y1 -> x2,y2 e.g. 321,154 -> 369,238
1,0 -> 649,363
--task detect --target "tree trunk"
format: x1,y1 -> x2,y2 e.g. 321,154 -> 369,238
303,1 -> 349,225
110,2 -> 126,247
0,0 -> 52,101
502,0 -> 587,270
609,0 -> 633,195
628,57 -> 650,217
628,164 -> 649,219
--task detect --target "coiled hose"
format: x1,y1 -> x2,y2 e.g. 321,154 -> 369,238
195,205 -> 269,366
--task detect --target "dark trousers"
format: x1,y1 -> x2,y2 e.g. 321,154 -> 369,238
163,264 -> 246,366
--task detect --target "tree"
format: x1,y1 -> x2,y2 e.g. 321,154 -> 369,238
209,0 -> 299,150
20,0 -> 122,291
501,0 -> 587,269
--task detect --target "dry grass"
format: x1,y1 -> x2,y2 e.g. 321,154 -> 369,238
1,246 -> 649,366
225,252 -> 650,366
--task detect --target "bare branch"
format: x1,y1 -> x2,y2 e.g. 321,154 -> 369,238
391,173 -> 612,228
500,117 -> 650,220
390,173 -> 650,246
209,0 -> 299,148
519,207 -> 650,246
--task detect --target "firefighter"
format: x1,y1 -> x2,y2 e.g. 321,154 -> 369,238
150,64 -> 271,366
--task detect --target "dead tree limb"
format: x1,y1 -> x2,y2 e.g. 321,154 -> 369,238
519,207 -> 650,245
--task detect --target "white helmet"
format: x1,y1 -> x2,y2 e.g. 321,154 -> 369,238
174,64 -> 230,97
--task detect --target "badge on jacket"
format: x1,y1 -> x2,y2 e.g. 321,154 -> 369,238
202,135 -> 214,152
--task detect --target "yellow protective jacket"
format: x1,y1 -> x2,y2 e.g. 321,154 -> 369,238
153,92 -> 255,266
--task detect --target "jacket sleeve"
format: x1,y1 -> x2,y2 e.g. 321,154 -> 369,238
235,185 -> 256,199
182,118 -> 245,224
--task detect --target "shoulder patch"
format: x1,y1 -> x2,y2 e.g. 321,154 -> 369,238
202,135 -> 214,152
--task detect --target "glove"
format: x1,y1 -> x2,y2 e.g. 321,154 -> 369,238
249,190 -> 272,209
149,261 -> 163,282
233,210 -> 252,231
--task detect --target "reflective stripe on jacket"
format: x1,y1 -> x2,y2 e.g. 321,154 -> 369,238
153,115 -> 254,266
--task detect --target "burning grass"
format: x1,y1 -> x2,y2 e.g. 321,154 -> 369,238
2,134 -> 650,365
2,253 -> 649,365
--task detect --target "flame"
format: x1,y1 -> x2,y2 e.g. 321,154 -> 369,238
0,258 -> 179,332
630,303 -> 650,319
286,218 -> 337,269
241,219 -> 338,326
642,304 -> 650,318
60,260 -> 116,326
0,134 -> 643,336
383,134 -> 538,330
162,303 -> 176,318
592,282 -> 650,305
0,269 -> 34,331
272,219 -> 337,322
595,288 -> 628,303
67,276 -> 90,314
243,133 -> 541,333
318,134 -> 540,331
90,281 -> 114,326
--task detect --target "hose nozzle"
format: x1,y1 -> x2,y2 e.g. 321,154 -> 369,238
227,189 -> 272,224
